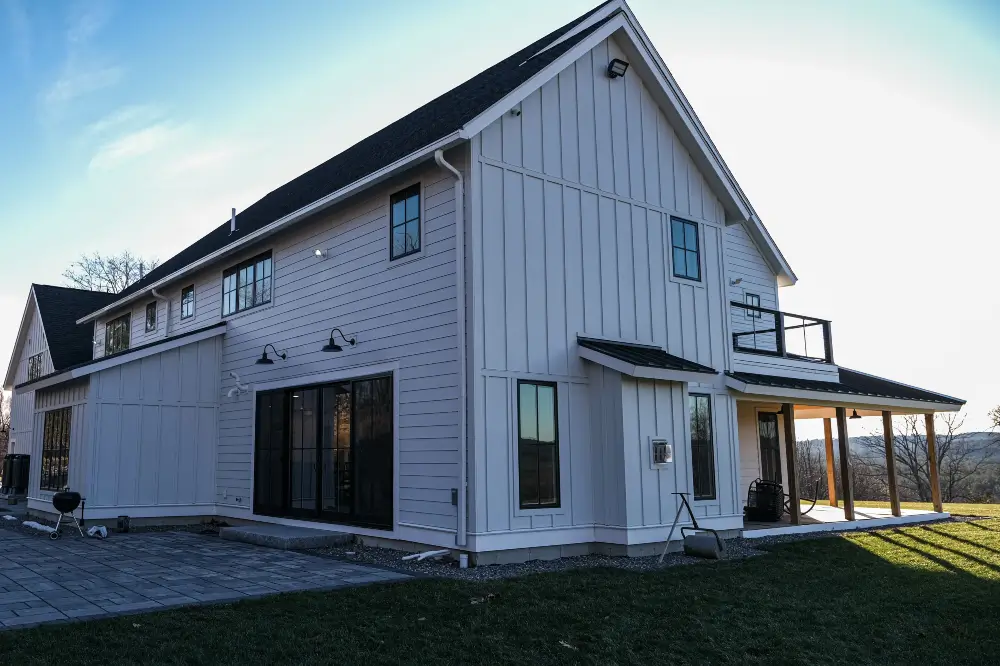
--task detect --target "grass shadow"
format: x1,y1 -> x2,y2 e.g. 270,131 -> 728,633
920,525 -> 1000,557
900,530 -> 1000,575
965,520 -> 1000,533
866,530 -> 970,575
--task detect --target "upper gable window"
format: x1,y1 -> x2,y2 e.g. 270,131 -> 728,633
181,286 -> 195,320
390,184 -> 421,260
145,302 -> 157,332
105,313 -> 131,356
222,251 -> 272,316
671,218 -> 701,282
27,353 -> 43,381
744,293 -> 761,319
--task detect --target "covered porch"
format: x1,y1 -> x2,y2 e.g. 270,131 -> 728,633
726,367 -> 964,536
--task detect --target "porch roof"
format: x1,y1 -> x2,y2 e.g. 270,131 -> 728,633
577,336 -> 717,383
725,367 -> 964,411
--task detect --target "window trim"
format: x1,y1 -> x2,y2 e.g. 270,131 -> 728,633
180,285 -> 195,320
515,379 -> 562,511
40,407 -> 72,492
689,393 -> 717,501
145,301 -> 157,333
222,250 -> 273,317
670,217 -> 702,282
27,352 -> 43,381
388,183 -> 422,262
745,292 -> 761,319
104,313 -> 131,356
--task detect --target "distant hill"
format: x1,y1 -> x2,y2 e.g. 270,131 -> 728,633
798,432 -> 1000,461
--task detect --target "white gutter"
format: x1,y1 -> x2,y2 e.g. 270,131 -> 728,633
150,288 -> 171,338
76,131 -> 466,325
434,148 -> 467,548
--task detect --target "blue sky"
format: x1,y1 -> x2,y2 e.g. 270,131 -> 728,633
2,0 -> 999,435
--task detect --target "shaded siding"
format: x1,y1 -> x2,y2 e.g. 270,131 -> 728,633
470,36 -> 733,537
725,223 -> 779,352
86,338 -> 219,509
10,302 -> 50,456
13,302 -> 54,384
217,154 -> 466,530
736,400 -> 788,508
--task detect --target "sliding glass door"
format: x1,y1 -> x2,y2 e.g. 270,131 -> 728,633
254,374 -> 393,529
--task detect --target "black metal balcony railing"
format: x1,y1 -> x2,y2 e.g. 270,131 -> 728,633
730,301 -> 833,363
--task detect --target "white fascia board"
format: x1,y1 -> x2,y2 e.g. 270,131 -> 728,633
76,133 -> 465,325
578,346 -> 716,384
3,288 -> 40,390
20,323 -> 227,393
724,377 -> 963,413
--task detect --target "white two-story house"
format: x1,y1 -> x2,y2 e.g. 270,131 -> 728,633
3,1 -> 963,561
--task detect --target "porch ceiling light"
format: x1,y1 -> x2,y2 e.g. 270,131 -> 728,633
322,327 -> 356,353
607,58 -> 629,79
849,409 -> 861,420
255,343 -> 287,365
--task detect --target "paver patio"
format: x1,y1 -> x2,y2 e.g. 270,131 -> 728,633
0,528 -> 408,629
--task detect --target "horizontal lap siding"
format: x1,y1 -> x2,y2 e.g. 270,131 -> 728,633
472,36 -> 732,536
219,156 -> 464,531
726,223 -> 779,351
87,338 -> 219,509
13,304 -> 53,384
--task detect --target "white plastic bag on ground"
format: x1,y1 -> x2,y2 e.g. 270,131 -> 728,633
22,521 -> 56,534
87,525 -> 108,539
2,515 -> 18,521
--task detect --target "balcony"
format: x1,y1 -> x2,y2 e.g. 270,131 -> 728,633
730,301 -> 833,364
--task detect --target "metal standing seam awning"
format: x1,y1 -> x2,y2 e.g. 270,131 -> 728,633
576,336 -> 717,383
724,367 -> 965,414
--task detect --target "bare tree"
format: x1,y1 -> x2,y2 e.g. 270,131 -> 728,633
63,251 -> 159,293
0,392 -> 10,461
856,413 -> 998,502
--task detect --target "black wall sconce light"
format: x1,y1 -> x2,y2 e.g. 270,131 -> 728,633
255,343 -> 287,365
607,58 -> 629,79
321,328 -> 356,353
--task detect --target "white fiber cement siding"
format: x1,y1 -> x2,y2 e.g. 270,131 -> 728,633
9,302 -> 51,456
217,155 -> 466,532
28,379 -> 90,500
470,36 -> 737,539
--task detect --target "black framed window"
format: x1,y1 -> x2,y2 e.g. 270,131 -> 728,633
390,184 -> 421,260
27,353 -> 43,381
671,218 -> 701,281
745,293 -> 761,319
517,381 -> 560,509
105,313 -> 130,355
40,407 -> 71,491
689,394 -> 716,500
145,302 -> 157,332
181,285 -> 195,319
222,251 -> 272,316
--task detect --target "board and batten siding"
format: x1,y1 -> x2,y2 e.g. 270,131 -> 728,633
470,35 -> 737,538
86,338 -> 220,511
9,301 -> 52,456
28,379 -> 90,500
217,154 -> 466,533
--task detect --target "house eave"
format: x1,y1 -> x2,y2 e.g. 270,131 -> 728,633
579,345 -> 716,384
724,376 -> 964,413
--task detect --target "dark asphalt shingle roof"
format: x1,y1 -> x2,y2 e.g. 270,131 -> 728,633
108,3 -> 618,307
727,368 -> 965,406
32,285 -> 119,371
577,337 -> 717,375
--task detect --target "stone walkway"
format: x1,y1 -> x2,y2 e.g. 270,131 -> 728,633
0,529 -> 408,629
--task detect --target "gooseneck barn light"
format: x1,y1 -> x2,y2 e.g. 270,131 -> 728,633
321,328 -> 356,353
849,409 -> 862,420
255,343 -> 287,365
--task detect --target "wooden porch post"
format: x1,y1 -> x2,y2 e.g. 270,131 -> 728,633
782,403 -> 800,525
835,407 -> 855,521
925,413 -> 944,513
882,411 -> 901,517
823,418 -> 837,507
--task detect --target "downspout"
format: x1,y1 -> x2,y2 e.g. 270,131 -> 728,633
150,289 -> 171,339
434,149 -> 467,549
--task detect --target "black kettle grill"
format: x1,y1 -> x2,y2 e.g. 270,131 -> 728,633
50,491 -> 85,539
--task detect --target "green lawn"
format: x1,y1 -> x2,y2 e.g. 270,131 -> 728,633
854,500 -> 1000,518
4,520 -> 1000,665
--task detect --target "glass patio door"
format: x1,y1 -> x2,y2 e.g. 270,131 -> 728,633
757,412 -> 783,484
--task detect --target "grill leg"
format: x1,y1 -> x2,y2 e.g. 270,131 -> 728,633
70,514 -> 85,538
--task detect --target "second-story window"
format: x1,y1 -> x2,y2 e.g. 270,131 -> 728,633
27,353 -> 43,381
745,293 -> 761,319
390,184 -> 420,260
145,302 -> 157,332
105,313 -> 131,355
671,218 -> 701,281
222,251 -> 272,316
181,286 -> 195,320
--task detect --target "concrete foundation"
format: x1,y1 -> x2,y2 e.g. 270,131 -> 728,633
220,524 -> 354,550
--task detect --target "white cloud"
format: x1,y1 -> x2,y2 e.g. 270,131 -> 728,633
42,1 -> 120,109
85,104 -> 163,136
44,64 -> 124,106
88,122 -> 186,172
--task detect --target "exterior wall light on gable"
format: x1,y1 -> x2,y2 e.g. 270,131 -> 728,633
314,249 -> 328,259
255,343 -> 287,365
322,328 -> 356,353
607,58 -> 629,79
